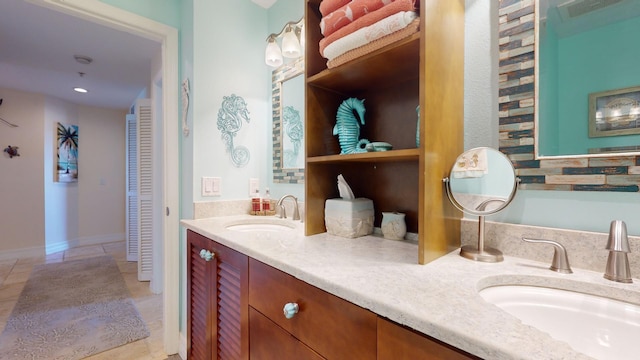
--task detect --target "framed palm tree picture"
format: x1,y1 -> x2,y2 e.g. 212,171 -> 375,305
56,122 -> 78,182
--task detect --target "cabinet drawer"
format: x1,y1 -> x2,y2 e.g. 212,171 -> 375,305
249,258 -> 377,359
249,307 -> 323,360
377,317 -> 479,360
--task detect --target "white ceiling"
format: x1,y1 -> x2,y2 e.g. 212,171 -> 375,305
252,0 -> 278,9
0,0 -> 161,110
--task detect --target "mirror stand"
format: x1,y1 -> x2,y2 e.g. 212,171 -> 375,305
460,214 -> 503,263
444,184 -> 505,263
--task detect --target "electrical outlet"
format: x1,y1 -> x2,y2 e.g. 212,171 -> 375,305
249,178 -> 259,196
202,177 -> 221,196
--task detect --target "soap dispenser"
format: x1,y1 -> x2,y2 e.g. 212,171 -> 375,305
252,189 -> 262,212
262,188 -> 271,211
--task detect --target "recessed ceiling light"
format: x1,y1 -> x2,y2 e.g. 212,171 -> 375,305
74,55 -> 93,65
73,72 -> 88,93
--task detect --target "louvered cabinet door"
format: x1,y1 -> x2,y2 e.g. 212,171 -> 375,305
187,230 -> 216,360
186,230 -> 249,360
212,238 -> 249,360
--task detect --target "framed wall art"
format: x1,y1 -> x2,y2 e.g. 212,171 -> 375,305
56,122 -> 78,182
589,85 -> 640,138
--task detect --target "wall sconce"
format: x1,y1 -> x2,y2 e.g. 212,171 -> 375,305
265,17 -> 304,68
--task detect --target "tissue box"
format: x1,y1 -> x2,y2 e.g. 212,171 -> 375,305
324,198 -> 374,238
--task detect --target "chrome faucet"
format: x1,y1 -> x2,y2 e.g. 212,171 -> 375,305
604,220 -> 632,283
276,194 -> 300,221
522,237 -> 572,274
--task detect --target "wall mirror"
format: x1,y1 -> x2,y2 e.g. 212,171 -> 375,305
272,57 -> 304,183
444,147 -> 519,263
498,0 -> 640,192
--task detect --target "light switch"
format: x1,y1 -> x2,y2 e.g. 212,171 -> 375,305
202,177 -> 221,197
249,178 -> 259,197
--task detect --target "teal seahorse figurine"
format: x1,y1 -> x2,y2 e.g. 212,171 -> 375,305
333,98 -> 369,154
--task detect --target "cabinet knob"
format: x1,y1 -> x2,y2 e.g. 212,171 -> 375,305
199,249 -> 214,261
283,302 -> 299,319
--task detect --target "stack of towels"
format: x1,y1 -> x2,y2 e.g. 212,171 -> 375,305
318,0 -> 419,68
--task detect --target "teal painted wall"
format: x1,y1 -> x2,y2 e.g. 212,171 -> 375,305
538,22 -> 559,155
99,0 -> 181,28
191,0 -> 269,202
540,15 -> 640,155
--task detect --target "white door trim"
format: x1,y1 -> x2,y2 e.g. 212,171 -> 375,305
31,0 -> 180,354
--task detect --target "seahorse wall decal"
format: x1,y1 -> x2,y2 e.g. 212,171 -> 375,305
283,105 -> 303,168
216,94 -> 251,167
333,97 -> 369,154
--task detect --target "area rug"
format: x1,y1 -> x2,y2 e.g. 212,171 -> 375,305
0,255 -> 150,359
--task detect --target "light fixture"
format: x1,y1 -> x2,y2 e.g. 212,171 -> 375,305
265,35 -> 283,67
281,25 -> 301,58
265,17 -> 304,67
73,72 -> 89,94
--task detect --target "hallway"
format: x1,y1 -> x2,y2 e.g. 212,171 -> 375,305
0,241 -> 169,359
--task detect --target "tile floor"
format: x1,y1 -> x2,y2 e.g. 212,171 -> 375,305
0,241 -> 178,360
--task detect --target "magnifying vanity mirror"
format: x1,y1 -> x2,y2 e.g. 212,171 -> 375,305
444,147 -> 519,263
272,57 -> 305,183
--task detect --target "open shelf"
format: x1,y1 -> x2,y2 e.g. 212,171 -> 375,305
307,148 -> 420,164
307,34 -> 420,93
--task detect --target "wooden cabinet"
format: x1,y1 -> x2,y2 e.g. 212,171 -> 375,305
248,258 -> 377,359
304,0 -> 465,264
186,230 -> 478,359
378,317 -> 479,360
186,230 -> 249,360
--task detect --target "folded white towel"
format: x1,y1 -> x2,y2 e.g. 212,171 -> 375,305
322,11 -> 418,60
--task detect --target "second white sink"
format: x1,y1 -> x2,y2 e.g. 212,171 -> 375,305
479,284 -> 640,360
224,218 -> 296,232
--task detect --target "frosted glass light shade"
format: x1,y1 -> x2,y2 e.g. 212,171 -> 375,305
281,28 -> 301,58
299,25 -> 305,51
265,40 -> 283,67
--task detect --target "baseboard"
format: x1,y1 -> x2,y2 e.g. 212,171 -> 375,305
179,332 -> 187,360
46,233 -> 125,255
0,245 -> 45,261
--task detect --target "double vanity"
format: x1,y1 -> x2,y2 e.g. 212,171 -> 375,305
181,215 -> 640,359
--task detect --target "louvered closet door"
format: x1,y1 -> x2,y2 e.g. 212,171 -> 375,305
125,114 -> 138,262
136,99 -> 153,281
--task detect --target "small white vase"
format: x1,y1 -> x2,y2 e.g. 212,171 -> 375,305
381,212 -> 406,240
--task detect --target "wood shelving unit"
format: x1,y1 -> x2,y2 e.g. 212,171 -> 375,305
304,0 -> 465,264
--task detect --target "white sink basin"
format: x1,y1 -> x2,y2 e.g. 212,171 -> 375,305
479,285 -> 640,360
224,219 -> 296,232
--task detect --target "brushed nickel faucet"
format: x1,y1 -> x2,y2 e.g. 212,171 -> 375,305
276,194 -> 300,221
604,220 -> 633,283
522,237 -> 573,274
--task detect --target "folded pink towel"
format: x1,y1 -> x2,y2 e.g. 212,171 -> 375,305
319,0 -> 416,56
323,11 -> 417,60
320,0 -> 395,37
320,0 -> 352,16
327,18 -> 419,68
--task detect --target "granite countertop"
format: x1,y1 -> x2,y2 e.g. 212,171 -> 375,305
181,215 -> 640,360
